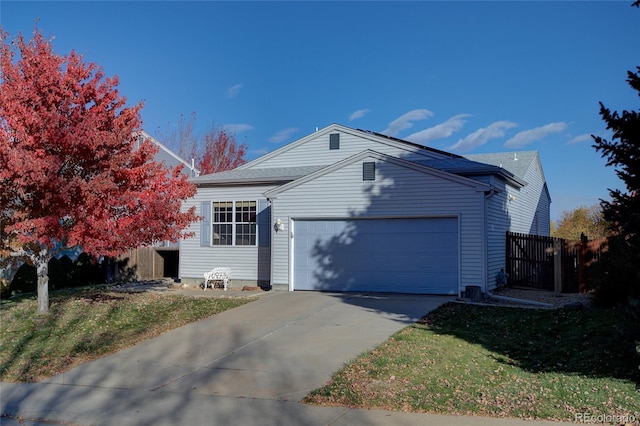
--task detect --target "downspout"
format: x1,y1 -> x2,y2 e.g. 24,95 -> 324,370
482,187 -> 498,296
266,197 -> 274,291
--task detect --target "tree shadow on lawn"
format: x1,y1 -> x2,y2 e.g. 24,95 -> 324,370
0,289 -> 136,382
419,302 -> 640,386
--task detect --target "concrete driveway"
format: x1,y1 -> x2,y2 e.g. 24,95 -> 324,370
2,291 -> 568,426
42,291 -> 453,401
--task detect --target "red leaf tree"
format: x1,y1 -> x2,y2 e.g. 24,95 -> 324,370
199,127 -> 247,174
157,112 -> 248,175
0,26 -> 198,313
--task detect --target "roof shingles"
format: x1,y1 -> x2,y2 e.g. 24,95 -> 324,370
464,151 -> 538,181
190,165 -> 327,185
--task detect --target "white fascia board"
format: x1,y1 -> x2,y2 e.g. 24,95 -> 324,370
136,130 -> 200,175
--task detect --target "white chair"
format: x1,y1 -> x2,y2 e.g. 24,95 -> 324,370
203,267 -> 232,291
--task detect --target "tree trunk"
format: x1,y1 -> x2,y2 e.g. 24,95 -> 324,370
35,255 -> 50,314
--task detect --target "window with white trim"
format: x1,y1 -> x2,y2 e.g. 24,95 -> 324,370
212,201 -> 257,246
212,202 -> 233,245
235,201 -> 257,246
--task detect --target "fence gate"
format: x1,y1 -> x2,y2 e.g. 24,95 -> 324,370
506,232 -> 606,293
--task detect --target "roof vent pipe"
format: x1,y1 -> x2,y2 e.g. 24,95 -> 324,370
514,153 -> 518,161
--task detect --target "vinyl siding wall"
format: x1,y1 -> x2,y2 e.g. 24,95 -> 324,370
138,133 -> 195,177
485,179 -> 512,291
537,183 -> 551,235
243,130 -> 450,169
507,158 -> 551,236
154,148 -> 187,173
484,156 -> 551,290
179,184 -> 276,285
269,157 -> 488,293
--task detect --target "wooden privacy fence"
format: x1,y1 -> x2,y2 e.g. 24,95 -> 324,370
506,232 -> 607,293
105,246 -> 179,282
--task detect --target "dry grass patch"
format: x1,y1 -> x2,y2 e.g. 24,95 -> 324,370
0,287 -> 252,382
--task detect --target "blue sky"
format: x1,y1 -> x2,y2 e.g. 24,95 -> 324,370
2,1 -> 639,221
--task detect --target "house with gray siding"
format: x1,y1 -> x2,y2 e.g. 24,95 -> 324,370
136,130 -> 199,178
179,124 -> 550,296
113,131 -> 200,281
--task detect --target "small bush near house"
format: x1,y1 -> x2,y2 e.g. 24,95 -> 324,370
2,254 -> 105,298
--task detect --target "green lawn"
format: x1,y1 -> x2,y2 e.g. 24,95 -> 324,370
305,303 -> 640,422
0,287 -> 252,382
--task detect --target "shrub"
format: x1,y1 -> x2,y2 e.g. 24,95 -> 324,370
587,235 -> 640,307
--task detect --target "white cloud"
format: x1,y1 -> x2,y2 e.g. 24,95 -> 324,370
269,127 -> 298,144
222,124 -> 254,134
349,109 -> 370,121
449,120 -> 517,152
382,109 -> 434,137
227,83 -> 244,98
406,114 -> 471,145
567,134 -> 592,145
504,122 -> 567,148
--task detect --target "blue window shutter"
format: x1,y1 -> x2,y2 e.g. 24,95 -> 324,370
201,201 -> 211,247
257,199 -> 271,247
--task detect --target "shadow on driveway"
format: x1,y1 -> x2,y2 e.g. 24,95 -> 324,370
2,291 -> 452,425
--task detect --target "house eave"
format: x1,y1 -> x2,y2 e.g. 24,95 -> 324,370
136,130 -> 200,176
264,149 -> 493,198
459,170 -> 526,189
194,178 -> 296,187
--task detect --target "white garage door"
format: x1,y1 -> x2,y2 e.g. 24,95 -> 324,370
294,218 -> 458,294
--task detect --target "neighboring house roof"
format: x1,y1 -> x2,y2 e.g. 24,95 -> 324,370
190,165 -> 327,186
465,151 -> 549,200
464,151 -> 539,182
135,130 -> 200,177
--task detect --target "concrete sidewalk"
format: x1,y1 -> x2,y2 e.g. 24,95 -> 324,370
0,382 -> 564,426
1,292 -> 563,426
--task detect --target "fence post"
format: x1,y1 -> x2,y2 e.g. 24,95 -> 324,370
578,233 -> 585,293
553,238 -> 562,292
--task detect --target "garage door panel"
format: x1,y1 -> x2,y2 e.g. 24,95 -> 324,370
294,218 -> 458,294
